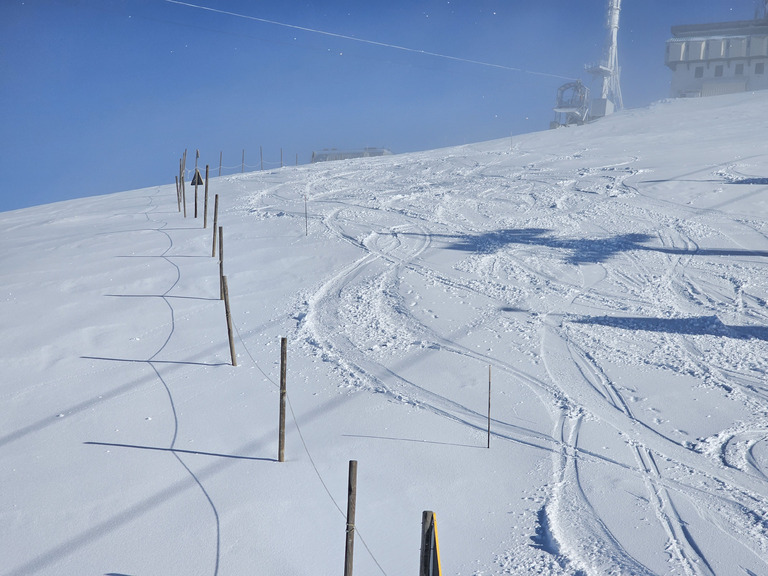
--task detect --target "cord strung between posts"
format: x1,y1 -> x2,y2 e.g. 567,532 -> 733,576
165,0 -> 575,81
231,321 -> 389,576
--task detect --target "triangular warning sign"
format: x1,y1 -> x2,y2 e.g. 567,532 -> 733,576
191,169 -> 204,186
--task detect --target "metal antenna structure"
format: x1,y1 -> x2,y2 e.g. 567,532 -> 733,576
587,0 -> 623,118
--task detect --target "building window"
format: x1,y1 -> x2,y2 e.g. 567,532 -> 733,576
735,63 -> 745,75
715,64 -> 724,77
757,62 -> 766,74
694,66 -> 704,78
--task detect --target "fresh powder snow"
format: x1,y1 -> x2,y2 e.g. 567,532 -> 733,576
2,91 -> 768,575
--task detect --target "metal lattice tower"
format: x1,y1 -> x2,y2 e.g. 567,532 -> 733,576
587,0 -> 623,116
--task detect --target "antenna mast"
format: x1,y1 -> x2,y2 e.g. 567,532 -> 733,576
588,0 -> 623,117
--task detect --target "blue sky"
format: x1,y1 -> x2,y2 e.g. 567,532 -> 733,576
0,0 -> 759,211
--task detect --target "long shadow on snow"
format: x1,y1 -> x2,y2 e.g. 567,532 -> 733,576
399,228 -> 768,262
571,314 -> 768,341
84,441 -> 276,462
396,228 -> 652,264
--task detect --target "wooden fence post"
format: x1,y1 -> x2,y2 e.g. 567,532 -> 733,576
278,337 -> 287,462
420,511 -> 442,576
203,165 -> 209,229
222,275 -> 236,366
344,460 -> 358,576
182,175 -> 187,218
211,194 -> 219,257
219,226 -> 224,300
175,175 -> 181,212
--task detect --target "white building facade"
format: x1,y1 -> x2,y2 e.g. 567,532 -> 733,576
666,18 -> 768,97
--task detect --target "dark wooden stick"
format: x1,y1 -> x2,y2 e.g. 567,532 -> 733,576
222,275 -> 236,366
203,165 -> 209,229
344,460 -> 358,576
219,226 -> 224,300
278,337 -> 287,462
211,194 -> 219,257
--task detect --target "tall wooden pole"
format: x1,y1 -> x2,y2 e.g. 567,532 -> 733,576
181,175 -> 187,218
219,226 -> 224,300
203,165 -> 209,229
222,275 -> 236,366
420,511 -> 442,576
278,337 -> 287,462
211,194 -> 219,257
344,460 -> 358,576
175,175 -> 181,212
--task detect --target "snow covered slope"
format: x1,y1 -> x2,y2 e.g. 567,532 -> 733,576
2,92 -> 768,575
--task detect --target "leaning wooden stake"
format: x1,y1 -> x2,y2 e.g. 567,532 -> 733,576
487,365 -> 492,449
218,151 -> 222,177
194,179 -> 199,219
219,226 -> 224,300
344,460 -> 358,576
175,175 -> 181,212
278,337 -> 287,462
203,165 -> 209,229
181,175 -> 187,218
211,194 -> 219,257
222,275 -> 236,366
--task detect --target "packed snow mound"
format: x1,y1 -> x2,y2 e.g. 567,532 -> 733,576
2,91 -> 768,575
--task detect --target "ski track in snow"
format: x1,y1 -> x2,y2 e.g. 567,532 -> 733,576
241,127 -> 768,574
6,94 -> 768,575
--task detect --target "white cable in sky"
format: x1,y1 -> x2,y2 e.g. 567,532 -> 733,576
164,0 -> 575,81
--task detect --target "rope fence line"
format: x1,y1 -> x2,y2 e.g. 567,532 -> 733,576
173,148 -> 388,574
230,321 -> 388,576
182,151 -> 303,180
